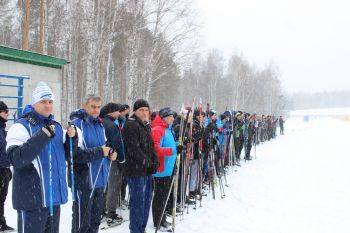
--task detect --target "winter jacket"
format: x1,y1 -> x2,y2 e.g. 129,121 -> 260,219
122,114 -> 158,177
192,118 -> 203,160
151,115 -> 176,177
234,118 -> 245,140
70,109 -> 109,190
6,110 -> 68,210
102,115 -> 125,163
247,121 -> 256,142
0,118 -> 10,168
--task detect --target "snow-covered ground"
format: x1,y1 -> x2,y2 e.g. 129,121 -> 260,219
5,117 -> 350,233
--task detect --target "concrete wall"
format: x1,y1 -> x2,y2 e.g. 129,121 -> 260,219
0,59 -> 62,124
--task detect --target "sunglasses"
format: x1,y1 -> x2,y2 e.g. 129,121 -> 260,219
0,110 -> 9,114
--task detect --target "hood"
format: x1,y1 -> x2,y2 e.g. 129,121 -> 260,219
70,109 -> 101,124
20,107 -> 54,125
151,114 -> 168,129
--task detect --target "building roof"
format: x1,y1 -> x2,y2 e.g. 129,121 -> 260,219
0,45 -> 69,69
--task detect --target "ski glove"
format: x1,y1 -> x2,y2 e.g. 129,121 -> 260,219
147,161 -> 160,174
43,123 -> 55,138
176,145 -> 184,154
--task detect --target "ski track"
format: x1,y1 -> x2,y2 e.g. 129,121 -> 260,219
4,117 -> 350,233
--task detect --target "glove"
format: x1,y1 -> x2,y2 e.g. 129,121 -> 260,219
176,145 -> 183,154
147,162 -> 160,174
43,123 -> 55,138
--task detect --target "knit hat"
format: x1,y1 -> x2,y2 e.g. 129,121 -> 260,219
100,103 -> 122,117
220,114 -> 226,121
209,109 -> 217,117
193,108 -> 205,117
159,107 -> 174,119
0,101 -> 8,112
32,82 -> 54,105
133,99 -> 149,112
120,104 -> 130,112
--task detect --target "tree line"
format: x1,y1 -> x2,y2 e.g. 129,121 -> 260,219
0,0 -> 286,122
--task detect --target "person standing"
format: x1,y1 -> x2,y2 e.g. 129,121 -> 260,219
6,82 -> 75,233
279,116 -> 285,135
69,95 -> 117,233
100,103 -> 126,227
151,108 -> 178,232
123,99 -> 159,233
0,101 -> 14,232
118,104 -> 130,207
234,111 -> 245,166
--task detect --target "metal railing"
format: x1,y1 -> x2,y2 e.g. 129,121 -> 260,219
0,74 -> 30,121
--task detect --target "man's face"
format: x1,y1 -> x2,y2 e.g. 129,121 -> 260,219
211,114 -> 217,121
120,108 -> 130,117
84,100 -> 102,118
163,115 -> 174,125
0,109 -> 9,121
33,100 -> 53,118
134,107 -> 149,122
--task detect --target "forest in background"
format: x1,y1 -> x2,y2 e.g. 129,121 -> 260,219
0,0 -> 285,122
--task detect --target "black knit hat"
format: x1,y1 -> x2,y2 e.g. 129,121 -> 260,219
220,114 -> 226,121
133,99 -> 149,112
159,107 -> 174,119
0,101 -> 8,112
100,103 -> 122,117
193,108 -> 205,117
120,104 -> 130,112
209,109 -> 217,117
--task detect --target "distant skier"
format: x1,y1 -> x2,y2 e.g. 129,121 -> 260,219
279,116 -> 285,135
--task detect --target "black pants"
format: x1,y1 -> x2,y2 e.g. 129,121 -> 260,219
72,187 -> 105,233
152,176 -> 172,227
0,168 -> 11,226
121,177 -> 128,201
245,138 -> 253,159
234,138 -> 244,160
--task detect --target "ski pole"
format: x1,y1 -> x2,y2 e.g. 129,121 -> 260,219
78,158 -> 106,233
48,141 -> 54,233
68,122 -> 75,202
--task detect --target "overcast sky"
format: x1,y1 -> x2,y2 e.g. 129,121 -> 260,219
194,0 -> 350,94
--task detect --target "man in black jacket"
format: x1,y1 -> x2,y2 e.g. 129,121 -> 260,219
123,99 -> 159,233
0,101 -> 14,232
189,108 -> 204,198
100,103 -> 126,226
234,112 -> 245,166
244,114 -> 256,161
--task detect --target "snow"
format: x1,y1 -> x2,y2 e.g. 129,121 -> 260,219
5,117 -> 350,233
290,107 -> 350,117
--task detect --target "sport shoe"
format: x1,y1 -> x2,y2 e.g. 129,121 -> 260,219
101,211 -> 108,223
0,224 -> 15,232
107,213 -> 123,227
158,222 -> 173,232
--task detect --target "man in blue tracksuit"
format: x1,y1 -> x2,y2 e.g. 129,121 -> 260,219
69,95 -> 117,233
6,82 -> 75,233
